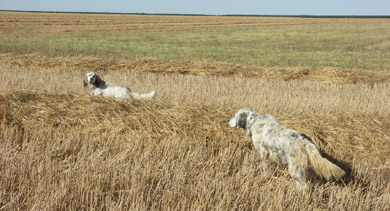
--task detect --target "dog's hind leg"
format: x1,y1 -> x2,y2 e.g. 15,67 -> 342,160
288,163 -> 306,187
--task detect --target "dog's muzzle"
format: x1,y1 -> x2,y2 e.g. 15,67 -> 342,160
228,118 -> 236,128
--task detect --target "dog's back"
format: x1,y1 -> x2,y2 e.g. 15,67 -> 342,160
95,82 -> 132,98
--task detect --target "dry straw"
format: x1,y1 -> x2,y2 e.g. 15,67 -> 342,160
1,90 -> 390,209
1,12 -> 390,209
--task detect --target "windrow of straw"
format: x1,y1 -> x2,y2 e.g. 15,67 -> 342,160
2,53 -> 390,84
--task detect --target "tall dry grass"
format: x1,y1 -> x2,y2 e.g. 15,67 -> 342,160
1,65 -> 389,116
1,65 -> 390,210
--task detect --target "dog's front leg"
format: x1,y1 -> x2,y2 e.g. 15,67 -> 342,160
93,88 -> 103,96
245,129 -> 252,140
258,146 -> 269,162
252,139 -> 269,168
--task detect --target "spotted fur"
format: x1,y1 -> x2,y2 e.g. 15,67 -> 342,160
229,108 -> 345,186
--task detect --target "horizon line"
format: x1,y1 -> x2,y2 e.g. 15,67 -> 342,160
1,9 -> 389,18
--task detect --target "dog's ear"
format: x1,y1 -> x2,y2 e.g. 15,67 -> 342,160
237,110 -> 248,128
83,77 -> 88,87
93,74 -> 101,87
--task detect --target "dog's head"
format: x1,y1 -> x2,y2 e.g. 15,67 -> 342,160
229,108 -> 254,129
83,72 -> 101,87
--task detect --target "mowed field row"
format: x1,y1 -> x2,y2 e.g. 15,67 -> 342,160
2,53 -> 390,84
1,12 -> 390,210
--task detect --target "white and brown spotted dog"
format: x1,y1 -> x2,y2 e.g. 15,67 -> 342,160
83,72 -> 156,99
229,108 -> 345,186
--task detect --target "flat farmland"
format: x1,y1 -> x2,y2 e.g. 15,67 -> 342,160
1,11 -> 390,71
0,11 -> 390,210
0,11 -> 361,33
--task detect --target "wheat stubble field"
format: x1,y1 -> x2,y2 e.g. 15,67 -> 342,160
1,11 -> 390,210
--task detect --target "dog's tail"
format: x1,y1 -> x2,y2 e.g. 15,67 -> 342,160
131,91 -> 156,100
306,144 -> 345,181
